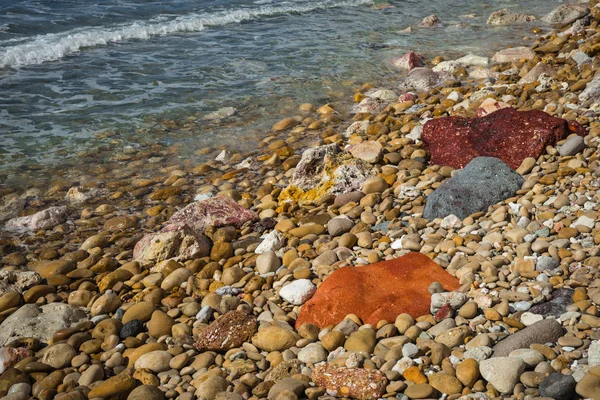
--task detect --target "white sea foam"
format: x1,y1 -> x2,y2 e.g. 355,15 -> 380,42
0,0 -> 373,68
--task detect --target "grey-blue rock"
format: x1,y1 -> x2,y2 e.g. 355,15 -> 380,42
559,135 -> 586,157
536,256 -> 559,271
423,157 -> 524,220
538,373 -> 576,400
492,319 -> 563,357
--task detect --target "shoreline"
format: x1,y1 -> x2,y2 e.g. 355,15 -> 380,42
0,0 -> 558,194
1,2 -> 600,400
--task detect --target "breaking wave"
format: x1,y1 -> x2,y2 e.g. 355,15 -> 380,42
0,0 -> 373,68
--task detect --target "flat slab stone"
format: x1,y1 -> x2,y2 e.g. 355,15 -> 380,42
295,252 -> 460,329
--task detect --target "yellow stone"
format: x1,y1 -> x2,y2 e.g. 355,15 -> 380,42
209,281 -> 225,292
272,117 -> 298,131
484,308 -> 502,321
549,276 -> 563,286
317,104 -> 335,115
573,289 -> 589,303
146,205 -> 164,217
87,373 -> 136,398
403,366 -> 428,384
354,93 -> 366,102
126,343 -> 167,368
133,368 -> 160,386
149,186 -> 181,201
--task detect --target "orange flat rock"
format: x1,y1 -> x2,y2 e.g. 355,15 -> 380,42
296,252 -> 460,329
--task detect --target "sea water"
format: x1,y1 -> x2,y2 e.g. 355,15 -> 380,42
0,0 -> 563,189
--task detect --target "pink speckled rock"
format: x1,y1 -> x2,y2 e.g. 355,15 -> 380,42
0,347 -> 32,374
133,196 -> 257,265
167,195 -> 257,236
312,364 -> 388,399
194,310 -> 257,352
391,52 -> 425,71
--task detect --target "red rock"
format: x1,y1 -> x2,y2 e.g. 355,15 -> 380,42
434,303 -> 454,322
422,108 -> 586,170
295,252 -> 460,329
391,52 -> 425,71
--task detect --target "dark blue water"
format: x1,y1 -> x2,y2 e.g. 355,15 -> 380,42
0,0 -> 562,184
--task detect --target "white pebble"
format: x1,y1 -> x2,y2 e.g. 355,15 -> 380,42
520,312 -> 544,326
279,279 -> 316,305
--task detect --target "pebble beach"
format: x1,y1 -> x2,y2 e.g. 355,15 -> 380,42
2,2 -> 600,400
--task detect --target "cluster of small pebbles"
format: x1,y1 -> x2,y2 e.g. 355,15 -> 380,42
2,2 -> 600,400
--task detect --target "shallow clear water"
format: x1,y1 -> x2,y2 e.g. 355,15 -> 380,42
0,0 -> 563,187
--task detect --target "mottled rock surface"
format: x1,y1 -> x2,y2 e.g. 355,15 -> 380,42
4,206 -> 67,232
279,144 -> 372,203
579,73 -> 600,104
133,228 -> 211,266
418,14 -> 440,27
0,303 -> 88,345
422,108 -> 586,170
296,252 -> 460,329
487,9 -> 535,26
0,271 -> 42,296
423,157 -> 523,220
0,347 -> 32,375
194,310 -> 257,352
399,68 -> 453,92
519,62 -> 556,84
542,4 -> 589,25
312,364 -> 388,399
134,196 -> 256,265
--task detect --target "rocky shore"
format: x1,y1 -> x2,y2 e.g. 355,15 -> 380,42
2,2 -> 600,400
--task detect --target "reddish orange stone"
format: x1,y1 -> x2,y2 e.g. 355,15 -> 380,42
295,252 -> 460,329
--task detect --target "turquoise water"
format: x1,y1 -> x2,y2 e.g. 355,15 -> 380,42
0,0 -> 563,187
